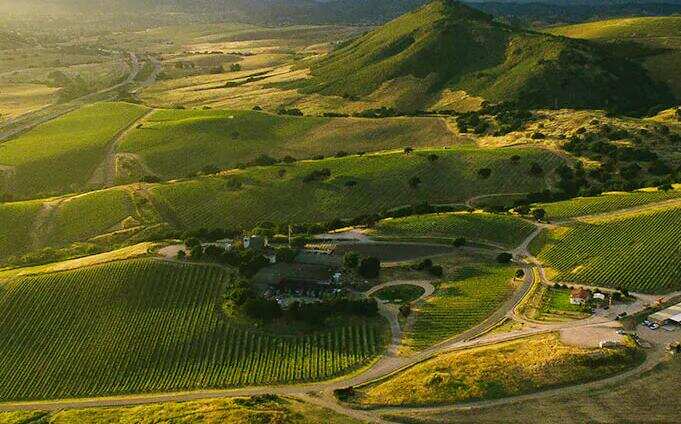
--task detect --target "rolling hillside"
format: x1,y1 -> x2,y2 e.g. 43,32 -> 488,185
297,0 -> 672,113
117,108 -> 461,180
0,102 -> 149,200
548,16 -> 681,99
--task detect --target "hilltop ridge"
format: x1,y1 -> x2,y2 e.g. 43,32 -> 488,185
299,0 -> 673,114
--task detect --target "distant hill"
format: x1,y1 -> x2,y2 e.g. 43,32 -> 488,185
299,0 -> 674,114
548,16 -> 681,100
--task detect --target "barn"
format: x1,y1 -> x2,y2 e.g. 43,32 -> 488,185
649,303 -> 681,326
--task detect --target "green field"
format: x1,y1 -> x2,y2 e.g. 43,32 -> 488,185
374,212 -> 535,248
117,108 -> 459,179
373,284 -> 425,304
151,147 -> 564,231
537,204 -> 681,293
0,200 -> 43,259
0,259 -> 383,401
358,333 -> 642,407
405,261 -> 515,350
537,187 -> 681,220
0,102 -> 148,199
0,395 -> 360,424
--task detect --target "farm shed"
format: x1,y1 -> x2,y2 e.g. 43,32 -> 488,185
649,303 -> 681,325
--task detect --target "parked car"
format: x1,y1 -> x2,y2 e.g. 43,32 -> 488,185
643,320 -> 651,326
649,323 -> 660,330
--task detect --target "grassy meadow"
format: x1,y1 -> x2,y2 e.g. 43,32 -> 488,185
537,202 -> 681,293
357,333 -> 642,406
151,147 -> 564,231
0,102 -> 148,199
0,259 -> 384,401
117,108 -> 461,179
373,212 -> 536,248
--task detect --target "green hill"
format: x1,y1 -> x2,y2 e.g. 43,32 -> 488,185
117,108 -> 460,180
0,102 -> 149,200
548,17 -> 681,100
298,0 -> 672,113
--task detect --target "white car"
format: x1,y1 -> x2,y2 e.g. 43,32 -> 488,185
649,323 -> 660,330
643,320 -> 651,326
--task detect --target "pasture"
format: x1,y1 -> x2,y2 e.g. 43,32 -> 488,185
0,102 -> 148,199
0,199 -> 43,260
117,108 -> 461,179
151,147 -> 565,231
373,211 -> 536,248
537,203 -> 681,293
0,259 -> 384,401
358,333 -> 642,407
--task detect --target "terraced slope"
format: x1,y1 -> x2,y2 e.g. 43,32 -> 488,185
537,203 -> 681,293
151,147 -> 565,231
0,102 -> 148,199
548,16 -> 681,99
117,108 -> 460,179
373,211 -> 535,248
298,0 -> 672,112
0,259 -> 384,401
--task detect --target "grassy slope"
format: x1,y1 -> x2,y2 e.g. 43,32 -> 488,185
406,260 -> 515,350
0,259 -> 382,401
373,211 -> 535,248
359,333 -> 642,406
0,396 -> 360,424
0,102 -> 148,199
388,359 -> 681,423
538,187 -> 681,220
537,203 -> 681,293
117,108 -> 459,179
548,16 -> 681,99
152,147 -> 564,231
0,200 -> 42,259
300,0 -> 671,112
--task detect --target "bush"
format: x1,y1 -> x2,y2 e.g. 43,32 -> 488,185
477,168 -> 492,179
529,162 -> 543,176
242,297 -> 282,322
429,265 -> 444,277
409,176 -> 421,188
334,387 -> 356,401
399,303 -> 411,318
452,237 -> 466,247
515,269 -> 525,279
344,251 -> 360,268
496,252 -> 513,264
359,257 -> 381,278
302,168 -> 331,183
275,247 -> 298,263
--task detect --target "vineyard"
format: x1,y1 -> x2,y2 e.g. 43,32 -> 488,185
538,187 -> 681,220
152,147 -> 564,231
405,261 -> 515,349
537,205 -> 681,293
118,108 -> 457,179
0,102 -> 148,199
373,212 -> 535,248
0,259 -> 384,401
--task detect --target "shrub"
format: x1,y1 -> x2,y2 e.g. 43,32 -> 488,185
409,176 -> 421,188
452,237 -> 466,247
399,303 -> 412,318
429,265 -> 444,277
477,168 -> 492,179
359,257 -> 380,278
496,252 -> 513,264
344,251 -> 360,268
529,162 -> 543,176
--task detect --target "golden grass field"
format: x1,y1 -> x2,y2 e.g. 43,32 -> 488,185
356,333 -> 642,406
